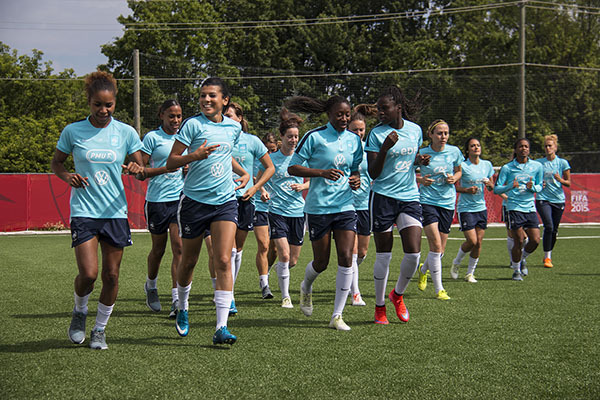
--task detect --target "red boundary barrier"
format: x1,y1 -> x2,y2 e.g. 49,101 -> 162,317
0,173 -> 598,232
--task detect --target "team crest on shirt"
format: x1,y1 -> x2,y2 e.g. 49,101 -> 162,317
110,135 -> 120,147
94,170 -> 110,186
239,144 -> 247,153
211,162 -> 225,177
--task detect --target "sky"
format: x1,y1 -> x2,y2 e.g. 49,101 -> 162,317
0,0 -> 131,76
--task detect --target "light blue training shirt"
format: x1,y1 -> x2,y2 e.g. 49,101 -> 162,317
418,144 -> 464,210
457,158 -> 495,213
175,113 -> 241,205
232,132 -> 268,201
494,158 -> 543,212
536,156 -> 570,203
353,141 -> 372,211
260,150 -> 305,217
141,126 -> 184,202
290,122 -> 363,215
365,120 -> 422,202
56,116 -> 143,219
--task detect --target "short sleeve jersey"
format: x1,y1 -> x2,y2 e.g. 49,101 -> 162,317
141,126 -> 184,202
175,113 -> 241,205
56,117 -> 143,219
457,159 -> 495,213
261,150 -> 305,217
536,156 -> 571,203
253,163 -> 271,212
365,120 -> 422,202
418,144 -> 464,210
494,159 -> 543,212
232,132 -> 268,200
290,122 -> 363,215
353,141 -> 372,211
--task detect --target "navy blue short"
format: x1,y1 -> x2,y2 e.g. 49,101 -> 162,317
237,198 -> 255,231
144,200 -> 178,235
356,209 -> 371,236
458,210 -> 488,231
70,217 -> 132,248
204,229 -> 211,238
307,211 -> 356,241
507,210 -> 539,231
501,205 -> 509,228
253,211 -> 269,227
422,204 -> 454,234
268,213 -> 305,246
370,192 -> 422,233
177,196 -> 238,239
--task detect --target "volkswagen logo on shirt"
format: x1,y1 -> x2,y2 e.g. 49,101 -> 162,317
94,170 -> 110,186
334,154 -> 346,168
211,162 -> 225,177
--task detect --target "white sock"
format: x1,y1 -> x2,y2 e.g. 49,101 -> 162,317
332,266 -> 353,317
301,261 -> 320,293
507,237 -> 514,263
234,250 -> 243,282
544,251 -> 552,259
350,253 -> 360,296
93,302 -> 114,331
177,282 -> 192,310
171,288 -> 178,302
259,274 -> 269,289
74,292 -> 90,314
146,276 -> 157,290
454,247 -> 467,265
230,248 -> 237,283
522,249 -> 532,261
467,257 -> 479,275
428,251 -> 444,293
214,290 -> 233,329
512,260 -> 521,271
373,252 -> 392,306
395,253 -> 420,295
276,261 -> 290,299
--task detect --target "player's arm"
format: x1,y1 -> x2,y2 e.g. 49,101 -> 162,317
51,148 -> 89,189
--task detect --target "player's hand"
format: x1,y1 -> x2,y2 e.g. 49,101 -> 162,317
321,168 -> 343,181
526,177 -> 533,190
381,131 -> 398,152
241,186 -> 257,201
260,191 -> 270,202
234,173 -> 250,191
290,183 -> 304,192
512,178 -> 519,188
193,140 -> 219,161
68,173 -> 89,189
446,174 -> 458,184
415,153 -> 431,166
420,174 -> 434,186
466,186 -> 478,194
122,162 -> 144,175
349,175 -> 361,190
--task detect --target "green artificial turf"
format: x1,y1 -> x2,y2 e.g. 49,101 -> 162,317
1,226 -> 599,399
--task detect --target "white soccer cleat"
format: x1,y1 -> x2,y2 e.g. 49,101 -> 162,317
465,273 -> 478,283
329,315 -> 351,331
351,293 -> 366,306
450,263 -> 460,280
299,282 -> 313,317
281,296 -> 293,309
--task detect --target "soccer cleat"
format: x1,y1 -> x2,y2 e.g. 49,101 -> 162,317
520,261 -> 528,276
436,289 -> 451,301
417,267 -> 429,292
169,299 -> 178,319
329,315 -> 351,331
261,285 -> 274,299
144,283 -> 161,312
68,309 -> 87,344
351,293 -> 366,306
299,282 -> 313,317
281,296 -> 293,308
465,274 -> 478,283
512,271 -> 523,281
229,299 -> 238,315
374,305 -> 389,325
450,262 -> 460,280
544,258 -> 553,268
89,328 -> 108,350
388,290 -> 409,322
212,326 -> 237,345
175,309 -> 189,337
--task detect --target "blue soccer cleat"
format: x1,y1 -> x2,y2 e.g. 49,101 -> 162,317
229,299 -> 238,315
213,326 -> 237,345
175,309 -> 189,337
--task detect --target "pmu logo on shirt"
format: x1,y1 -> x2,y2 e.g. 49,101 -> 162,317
86,149 -> 117,163
210,142 -> 232,155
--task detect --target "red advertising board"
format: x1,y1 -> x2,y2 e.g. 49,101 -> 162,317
0,173 -> 598,232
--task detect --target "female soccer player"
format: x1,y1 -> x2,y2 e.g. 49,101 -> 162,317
451,137 -> 495,283
416,120 -> 463,300
535,134 -> 571,268
51,71 -> 144,350
224,102 -> 275,313
364,86 -> 428,325
287,95 -> 363,331
259,108 -> 308,308
347,110 -> 371,306
166,77 -> 249,345
494,138 -> 543,281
